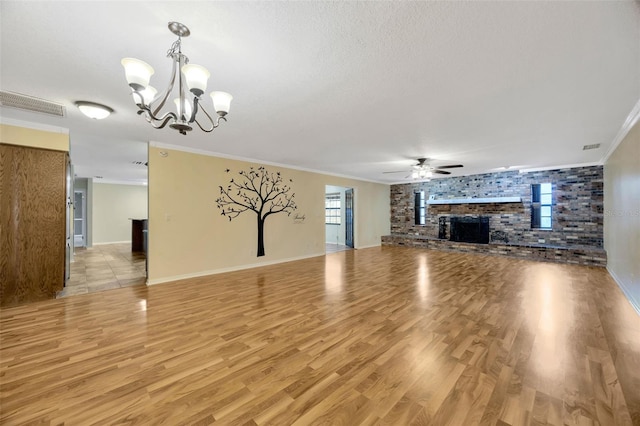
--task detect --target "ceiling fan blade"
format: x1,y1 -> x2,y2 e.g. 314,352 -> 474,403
433,170 -> 451,175
437,164 -> 464,169
382,170 -> 408,174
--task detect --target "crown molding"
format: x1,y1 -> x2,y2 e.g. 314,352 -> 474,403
92,178 -> 147,186
602,98 -> 640,163
517,162 -> 602,173
0,117 -> 69,134
148,141 -> 388,185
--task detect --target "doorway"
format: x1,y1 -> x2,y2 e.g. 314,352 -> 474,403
73,190 -> 86,247
325,185 -> 354,253
61,179 -> 148,298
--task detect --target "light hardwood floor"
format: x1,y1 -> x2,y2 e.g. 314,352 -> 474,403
1,246 -> 639,425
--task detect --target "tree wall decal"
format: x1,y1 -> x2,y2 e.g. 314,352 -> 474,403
216,166 -> 297,257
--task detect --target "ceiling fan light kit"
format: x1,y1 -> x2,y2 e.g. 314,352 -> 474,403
121,21 -> 232,135
412,169 -> 433,179
384,157 -> 464,180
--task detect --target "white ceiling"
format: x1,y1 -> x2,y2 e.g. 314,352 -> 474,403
1,1 -> 639,184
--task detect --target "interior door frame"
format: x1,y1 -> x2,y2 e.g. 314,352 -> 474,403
345,188 -> 354,248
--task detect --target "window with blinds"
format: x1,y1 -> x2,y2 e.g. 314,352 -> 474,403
531,183 -> 552,229
325,193 -> 341,224
414,191 -> 426,225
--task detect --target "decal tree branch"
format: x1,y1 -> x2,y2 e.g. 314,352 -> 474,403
216,166 -> 297,257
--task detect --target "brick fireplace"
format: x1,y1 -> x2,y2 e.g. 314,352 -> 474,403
382,166 -> 606,266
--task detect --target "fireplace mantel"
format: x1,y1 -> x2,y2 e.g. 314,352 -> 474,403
427,197 -> 522,205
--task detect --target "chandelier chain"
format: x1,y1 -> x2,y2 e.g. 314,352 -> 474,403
167,38 -> 189,64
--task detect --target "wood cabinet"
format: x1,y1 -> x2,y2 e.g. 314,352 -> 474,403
0,143 -> 68,307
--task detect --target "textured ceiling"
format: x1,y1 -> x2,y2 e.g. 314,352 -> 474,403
1,1 -> 639,184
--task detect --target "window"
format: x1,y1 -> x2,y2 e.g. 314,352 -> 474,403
325,193 -> 341,224
531,183 -> 552,229
414,191 -> 426,225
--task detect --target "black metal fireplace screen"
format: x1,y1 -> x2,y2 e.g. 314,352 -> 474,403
449,216 -> 490,244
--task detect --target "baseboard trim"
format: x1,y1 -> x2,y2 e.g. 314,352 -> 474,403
93,240 -> 131,246
607,266 -> 640,317
356,243 -> 381,250
148,252 -> 326,286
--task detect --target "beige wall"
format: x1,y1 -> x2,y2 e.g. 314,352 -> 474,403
92,183 -> 148,244
0,123 -> 69,151
604,119 -> 640,313
148,146 -> 390,284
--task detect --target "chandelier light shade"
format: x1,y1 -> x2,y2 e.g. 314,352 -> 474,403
121,58 -> 155,90
76,101 -> 114,120
140,86 -> 158,105
181,64 -> 210,96
173,98 -> 192,119
121,21 -> 232,135
211,92 -> 233,115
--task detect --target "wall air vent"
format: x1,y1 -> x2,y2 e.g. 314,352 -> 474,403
582,143 -> 601,151
0,91 -> 66,117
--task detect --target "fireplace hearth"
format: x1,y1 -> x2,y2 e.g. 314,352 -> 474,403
449,216 -> 490,244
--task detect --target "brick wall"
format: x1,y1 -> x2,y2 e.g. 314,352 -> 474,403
390,166 -> 603,248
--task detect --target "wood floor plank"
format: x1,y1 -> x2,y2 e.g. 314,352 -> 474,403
1,246 -> 639,425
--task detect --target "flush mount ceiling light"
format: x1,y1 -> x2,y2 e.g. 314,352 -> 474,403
121,21 -> 232,136
75,101 -> 113,120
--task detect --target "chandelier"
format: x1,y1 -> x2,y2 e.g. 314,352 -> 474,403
121,22 -> 232,135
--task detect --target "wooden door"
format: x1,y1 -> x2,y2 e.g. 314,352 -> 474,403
0,144 -> 67,307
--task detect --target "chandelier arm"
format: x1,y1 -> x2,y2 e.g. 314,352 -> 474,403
194,118 -> 214,133
189,96 -> 209,123
193,102 -> 217,132
150,56 -> 179,116
148,114 -> 177,130
131,93 -> 154,125
195,114 -> 226,133
177,53 -> 188,121
188,97 -> 200,124
137,105 -> 178,126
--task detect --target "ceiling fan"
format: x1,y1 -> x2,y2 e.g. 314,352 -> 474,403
383,158 -> 463,179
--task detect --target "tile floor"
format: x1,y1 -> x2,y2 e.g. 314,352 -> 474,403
57,243 -> 146,298
59,243 -> 346,298
325,243 -> 353,254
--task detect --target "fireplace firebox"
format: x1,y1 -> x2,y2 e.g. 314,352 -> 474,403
449,216 -> 490,244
